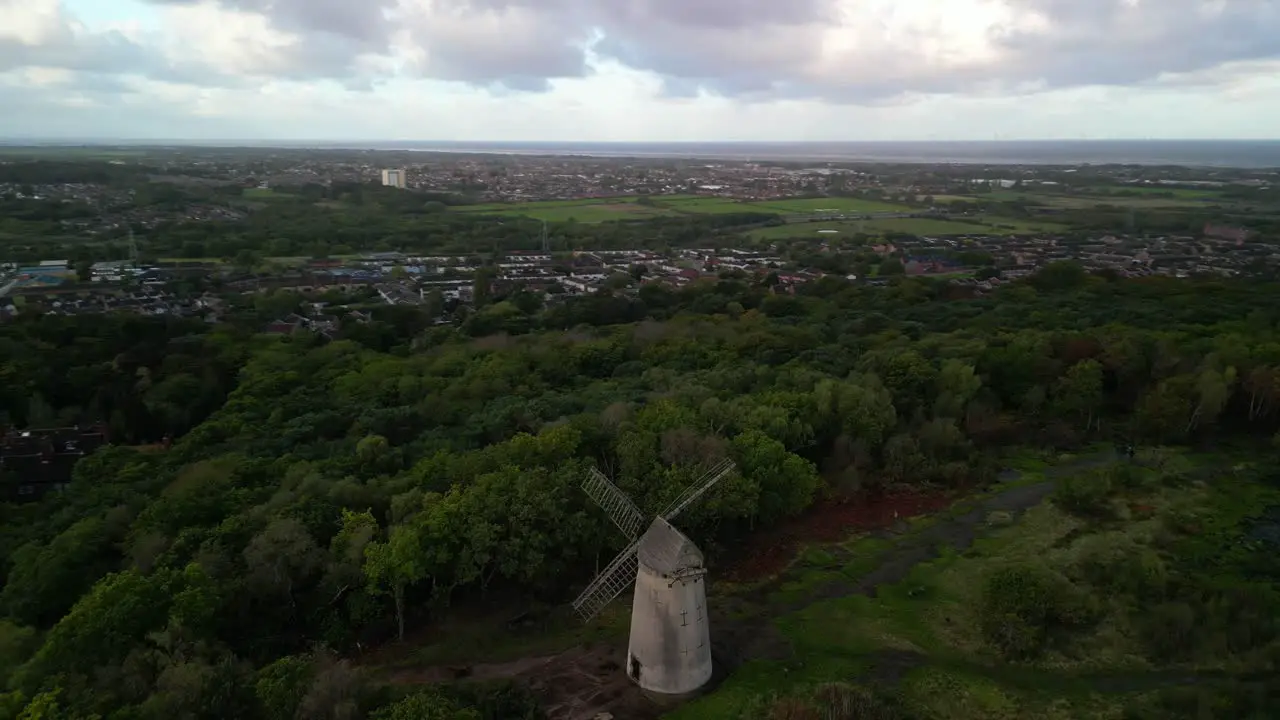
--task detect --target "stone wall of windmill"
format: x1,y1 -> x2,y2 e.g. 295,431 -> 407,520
627,517 -> 712,695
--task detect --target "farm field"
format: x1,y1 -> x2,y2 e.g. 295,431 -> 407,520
655,197 -> 766,214
467,203 -> 676,223
976,216 -> 1069,233
1085,186 -> 1226,199
988,191 -> 1226,209
242,187 -> 296,199
445,195 -> 915,222
927,195 -> 983,204
747,216 -> 1062,240
455,197 -> 644,212
452,196 -> 682,223
748,197 -> 913,214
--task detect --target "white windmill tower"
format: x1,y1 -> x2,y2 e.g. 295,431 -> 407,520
573,459 -> 736,696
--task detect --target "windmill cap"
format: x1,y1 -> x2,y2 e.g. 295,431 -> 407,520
637,517 -> 704,576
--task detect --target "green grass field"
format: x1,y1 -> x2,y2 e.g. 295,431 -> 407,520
451,196 -> 681,223
489,204 -> 676,223
747,197 -> 913,214
242,187 -> 296,199
455,197 -> 636,212
1088,186 -> 1225,199
447,195 -> 913,222
0,147 -> 148,160
977,216 -> 1069,233
987,191 -> 1224,210
656,197 -> 767,214
747,216 -> 1062,240
927,195 -> 984,204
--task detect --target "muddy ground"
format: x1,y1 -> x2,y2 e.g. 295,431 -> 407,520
382,453 -> 1129,719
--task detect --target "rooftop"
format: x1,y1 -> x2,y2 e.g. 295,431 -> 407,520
636,517 -> 703,576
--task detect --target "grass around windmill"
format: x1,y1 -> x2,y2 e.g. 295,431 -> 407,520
670,448 -> 1280,720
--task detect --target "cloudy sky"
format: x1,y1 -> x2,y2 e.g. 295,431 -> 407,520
1,0 -> 1278,141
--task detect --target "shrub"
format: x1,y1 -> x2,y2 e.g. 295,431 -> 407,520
1107,461 -> 1148,491
1055,469 -> 1113,516
1074,542 -> 1169,601
811,683 -> 906,720
979,564 -> 1097,659
758,696 -> 820,720
1136,601 -> 1197,661
371,690 -> 481,720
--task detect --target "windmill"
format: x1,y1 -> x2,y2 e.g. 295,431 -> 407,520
573,458 -> 736,696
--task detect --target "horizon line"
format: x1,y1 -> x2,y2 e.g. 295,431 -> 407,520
3,138 -> 1280,145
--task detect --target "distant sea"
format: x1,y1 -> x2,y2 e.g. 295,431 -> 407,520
5,139 -> 1280,169
388,140 -> 1280,169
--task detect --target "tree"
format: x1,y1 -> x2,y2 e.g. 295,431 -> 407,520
15,570 -> 170,691
0,622 -> 37,689
232,249 -> 260,274
1186,366 -> 1236,434
1,517 -> 117,627
1053,359 -> 1104,433
25,393 -> 56,428
255,655 -> 315,720
1031,261 -> 1087,291
473,267 -> 495,307
360,516 -> 427,641
423,288 -> 446,319
1243,365 -> 1278,422
730,430 -> 820,526
243,519 -> 325,610
878,257 -> 905,276
934,359 -> 982,419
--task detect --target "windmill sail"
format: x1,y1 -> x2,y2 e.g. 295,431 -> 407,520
661,459 -> 736,521
572,538 -> 641,621
583,468 -> 645,539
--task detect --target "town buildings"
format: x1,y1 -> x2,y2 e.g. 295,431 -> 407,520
0,425 -> 109,500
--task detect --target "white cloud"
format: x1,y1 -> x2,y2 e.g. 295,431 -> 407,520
0,0 -> 1278,140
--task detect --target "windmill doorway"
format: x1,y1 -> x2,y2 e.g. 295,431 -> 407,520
628,654 -> 642,682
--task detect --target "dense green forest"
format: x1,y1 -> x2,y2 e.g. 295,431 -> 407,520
2,264 -> 1279,718
0,316 -> 251,440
